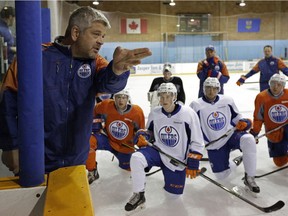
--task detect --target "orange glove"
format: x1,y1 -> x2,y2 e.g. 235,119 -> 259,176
186,169 -> 201,179
236,75 -> 247,86
134,129 -> 152,147
136,135 -> 148,147
236,118 -> 252,131
186,152 -> 202,179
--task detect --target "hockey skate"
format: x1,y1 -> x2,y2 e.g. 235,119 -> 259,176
125,192 -> 146,215
244,173 -> 260,197
88,168 -> 99,184
233,156 -> 243,166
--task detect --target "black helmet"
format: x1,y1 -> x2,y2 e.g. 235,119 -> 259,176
1,6 -> 15,19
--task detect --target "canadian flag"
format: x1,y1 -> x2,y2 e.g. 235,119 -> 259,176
120,18 -> 147,34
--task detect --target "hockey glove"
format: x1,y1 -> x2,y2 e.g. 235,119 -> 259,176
186,151 -> 202,179
134,129 -> 152,147
136,135 -> 149,147
210,69 -> 222,79
249,129 -> 259,144
235,118 -> 252,131
236,75 -> 247,86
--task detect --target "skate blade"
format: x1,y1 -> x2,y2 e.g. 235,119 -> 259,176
244,185 -> 258,198
232,186 -> 244,196
232,186 -> 258,198
125,203 -> 146,216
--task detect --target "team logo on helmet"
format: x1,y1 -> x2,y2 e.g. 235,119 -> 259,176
207,111 -> 226,130
214,65 -> 220,71
268,104 -> 288,123
99,94 -> 112,101
159,126 -> 179,147
109,120 -> 129,140
77,64 -> 91,78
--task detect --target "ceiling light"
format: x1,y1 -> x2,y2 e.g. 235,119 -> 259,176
169,0 -> 176,6
239,0 -> 246,7
93,0 -> 99,5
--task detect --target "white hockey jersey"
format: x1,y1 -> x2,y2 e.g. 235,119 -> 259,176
147,105 -> 204,172
190,95 -> 242,150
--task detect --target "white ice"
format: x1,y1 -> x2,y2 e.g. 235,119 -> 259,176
0,73 -> 287,216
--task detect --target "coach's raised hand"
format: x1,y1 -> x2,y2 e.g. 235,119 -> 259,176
112,46 -> 152,75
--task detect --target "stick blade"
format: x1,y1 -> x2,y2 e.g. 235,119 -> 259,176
200,167 -> 207,174
263,200 -> 285,213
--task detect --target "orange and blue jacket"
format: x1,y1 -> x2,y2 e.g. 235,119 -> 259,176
0,37 -> 129,173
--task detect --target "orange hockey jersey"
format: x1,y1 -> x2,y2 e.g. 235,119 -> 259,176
253,89 -> 288,142
94,99 -> 145,154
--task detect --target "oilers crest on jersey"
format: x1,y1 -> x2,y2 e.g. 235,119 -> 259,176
159,126 -> 179,147
268,104 -> 288,123
207,111 -> 226,130
109,120 -> 129,140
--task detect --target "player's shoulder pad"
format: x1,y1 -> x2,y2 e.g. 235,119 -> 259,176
131,104 -> 144,112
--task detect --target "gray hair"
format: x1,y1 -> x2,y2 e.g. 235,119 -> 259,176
65,6 -> 111,37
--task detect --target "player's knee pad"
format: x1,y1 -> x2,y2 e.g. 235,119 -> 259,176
130,152 -> 148,171
273,156 -> 288,167
240,134 -> 256,153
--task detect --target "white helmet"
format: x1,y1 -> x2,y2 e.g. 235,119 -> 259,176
269,74 -> 286,87
113,89 -> 130,101
203,77 -> 221,95
157,83 -> 177,97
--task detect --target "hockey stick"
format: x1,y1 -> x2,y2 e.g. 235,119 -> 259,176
121,143 -> 162,177
244,80 -> 288,84
147,142 -> 210,165
243,81 -> 261,84
205,128 -> 235,148
199,172 -> 285,213
147,143 -> 285,212
257,122 -> 288,139
254,165 -> 288,179
145,168 -> 162,176
147,142 -> 187,168
123,142 -> 209,162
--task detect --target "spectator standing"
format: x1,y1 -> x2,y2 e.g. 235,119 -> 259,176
148,63 -> 185,109
196,45 -> 229,98
236,45 -> 288,91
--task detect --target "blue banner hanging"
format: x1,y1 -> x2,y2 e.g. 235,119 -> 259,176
238,18 -> 261,32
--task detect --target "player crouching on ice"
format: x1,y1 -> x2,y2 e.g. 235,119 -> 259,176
250,74 -> 288,167
124,83 -> 204,213
85,89 -> 145,184
190,77 -> 260,194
